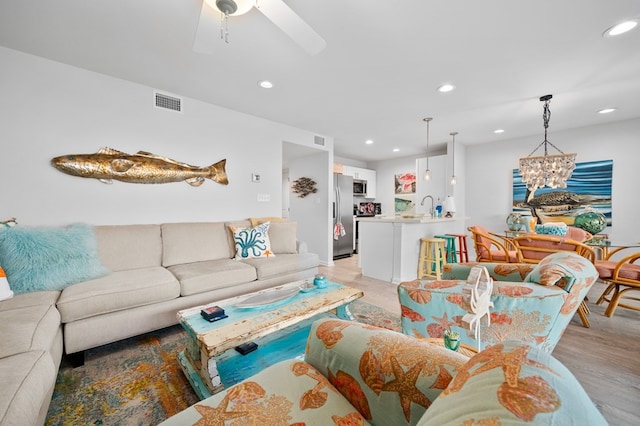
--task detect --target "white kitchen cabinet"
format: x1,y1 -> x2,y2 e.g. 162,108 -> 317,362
343,166 -> 377,198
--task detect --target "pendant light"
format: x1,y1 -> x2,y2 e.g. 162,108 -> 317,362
450,131 -> 457,185
423,117 -> 433,180
518,95 -> 576,196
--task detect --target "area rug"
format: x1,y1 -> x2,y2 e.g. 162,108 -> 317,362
45,300 -> 400,426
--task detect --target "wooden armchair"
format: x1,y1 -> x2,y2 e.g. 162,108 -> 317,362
594,247 -> 640,317
467,225 -> 519,263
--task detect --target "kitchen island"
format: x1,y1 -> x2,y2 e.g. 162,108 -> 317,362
357,216 -> 467,284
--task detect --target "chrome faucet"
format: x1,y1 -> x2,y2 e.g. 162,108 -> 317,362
420,195 -> 435,218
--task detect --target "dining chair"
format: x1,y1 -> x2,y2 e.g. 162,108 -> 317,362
511,234 -> 596,264
467,225 -> 519,263
594,247 -> 640,317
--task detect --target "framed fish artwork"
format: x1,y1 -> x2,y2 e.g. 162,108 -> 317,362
51,147 -> 228,186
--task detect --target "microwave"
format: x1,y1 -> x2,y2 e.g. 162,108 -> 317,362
353,179 -> 367,195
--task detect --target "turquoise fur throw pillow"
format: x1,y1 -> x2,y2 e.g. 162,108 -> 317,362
0,223 -> 109,294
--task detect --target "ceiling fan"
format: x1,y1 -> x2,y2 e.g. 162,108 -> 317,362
193,0 -> 326,55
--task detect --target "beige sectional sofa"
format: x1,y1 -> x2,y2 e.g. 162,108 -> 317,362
0,220 -> 319,426
0,291 -> 63,426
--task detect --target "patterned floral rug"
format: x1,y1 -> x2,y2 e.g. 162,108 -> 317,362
45,300 -> 400,425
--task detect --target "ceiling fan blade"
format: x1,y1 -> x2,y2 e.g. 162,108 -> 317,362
193,0 -> 219,54
256,0 -> 326,55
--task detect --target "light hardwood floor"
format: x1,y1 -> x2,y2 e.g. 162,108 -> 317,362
320,255 -> 640,425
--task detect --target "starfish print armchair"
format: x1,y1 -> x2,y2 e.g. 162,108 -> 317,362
161,318 -> 606,425
398,252 -> 599,353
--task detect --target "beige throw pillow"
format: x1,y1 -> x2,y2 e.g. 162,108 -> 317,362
268,222 -> 298,254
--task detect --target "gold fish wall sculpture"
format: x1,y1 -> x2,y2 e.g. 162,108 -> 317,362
51,148 -> 228,186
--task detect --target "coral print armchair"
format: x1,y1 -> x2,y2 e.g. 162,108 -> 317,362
398,252 -> 599,353
161,318 -> 606,425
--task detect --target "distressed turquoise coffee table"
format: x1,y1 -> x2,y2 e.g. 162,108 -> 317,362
176,280 -> 363,399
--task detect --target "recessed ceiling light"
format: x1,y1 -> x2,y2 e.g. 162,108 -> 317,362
365,139 -> 374,145
603,20 -> 638,37
598,107 -> 617,114
494,129 -> 505,134
392,148 -> 400,152
437,84 -> 456,93
258,80 -> 274,89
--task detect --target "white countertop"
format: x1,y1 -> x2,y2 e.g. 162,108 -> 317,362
356,215 -> 462,224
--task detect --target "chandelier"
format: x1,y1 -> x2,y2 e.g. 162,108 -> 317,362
518,95 -> 576,194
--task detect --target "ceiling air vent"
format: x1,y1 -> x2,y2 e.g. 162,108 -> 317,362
314,135 -> 325,146
154,91 -> 183,113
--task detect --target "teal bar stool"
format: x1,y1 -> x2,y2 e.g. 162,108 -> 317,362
434,234 -> 458,263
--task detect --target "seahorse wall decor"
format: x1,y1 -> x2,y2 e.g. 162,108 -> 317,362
292,177 -> 317,198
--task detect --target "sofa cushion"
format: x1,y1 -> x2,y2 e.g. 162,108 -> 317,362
162,222 -> 232,267
269,221 -> 298,254
0,302 -> 61,358
0,290 -> 60,312
159,359 -> 369,426
94,224 -> 162,271
419,340 -> 608,425
57,267 -> 180,323
167,259 -> 257,296
0,223 -> 108,293
0,350 -> 57,426
241,253 -> 319,280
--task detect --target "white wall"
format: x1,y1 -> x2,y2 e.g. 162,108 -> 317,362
0,47 -> 331,235
369,138 -> 466,223
334,155 -> 367,168
465,118 -> 640,243
288,151 -> 333,265
369,155 -> 423,217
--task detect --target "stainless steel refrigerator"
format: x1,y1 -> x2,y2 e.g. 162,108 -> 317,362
333,174 -> 354,259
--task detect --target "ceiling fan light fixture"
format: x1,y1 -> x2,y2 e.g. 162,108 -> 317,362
212,0 -> 254,16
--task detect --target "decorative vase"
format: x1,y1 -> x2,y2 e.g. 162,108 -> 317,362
574,210 -> 607,235
523,216 -> 538,232
313,274 -> 328,288
506,213 -> 523,231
